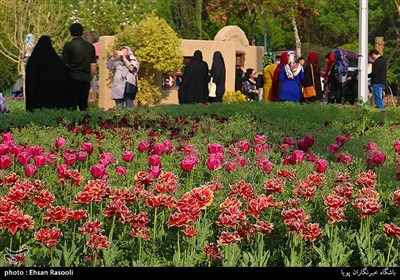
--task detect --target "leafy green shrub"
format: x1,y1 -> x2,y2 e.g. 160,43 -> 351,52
114,13 -> 183,106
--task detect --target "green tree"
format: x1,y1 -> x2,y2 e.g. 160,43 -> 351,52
171,0 -> 203,39
0,0 -> 69,96
115,14 -> 183,106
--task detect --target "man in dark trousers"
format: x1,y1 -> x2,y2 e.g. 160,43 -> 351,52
368,49 -> 387,110
62,23 -> 97,111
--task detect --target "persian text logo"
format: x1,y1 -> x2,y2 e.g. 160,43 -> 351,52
4,246 -> 29,265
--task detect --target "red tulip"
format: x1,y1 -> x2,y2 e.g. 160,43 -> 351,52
225,162 -> 236,173
393,141 -> 400,154
11,145 -> 24,156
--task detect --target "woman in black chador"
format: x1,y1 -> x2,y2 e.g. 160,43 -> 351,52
25,35 -> 69,111
178,50 -> 209,104
209,51 -> 226,103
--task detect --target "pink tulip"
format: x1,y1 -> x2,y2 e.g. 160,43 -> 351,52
303,135 -> 315,148
235,156 -> 248,168
57,164 -> 68,178
0,143 -> 9,155
138,141 -> 150,153
253,134 -> 267,145
24,164 -> 37,177
82,142 -> 94,155
367,150 -> 386,166
64,152 -> 77,165
306,153 -> 318,162
55,137 -> 66,149
163,140 -> 174,154
76,151 -> 88,162
335,135 -> 347,146
315,159 -> 328,173
364,142 -> 378,151
180,157 -> 196,172
11,145 -> 24,156
34,155 -> 47,168
328,144 -> 340,153
152,142 -> 166,155
206,154 -> 221,171
116,166 -> 127,177
283,137 -> 296,146
225,162 -> 236,173
45,153 -> 57,165
90,164 -> 106,179
27,146 -> 43,156
148,165 -> 161,178
208,143 -> 224,154
17,152 -> 31,165
0,155 -> 13,169
236,141 -> 250,153
393,141 -> 400,154
282,156 -> 293,165
148,154 -> 161,166
122,151 -> 135,162
291,150 -> 305,164
2,132 -> 13,142
297,139 -> 309,152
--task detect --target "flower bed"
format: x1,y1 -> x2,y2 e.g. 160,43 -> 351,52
0,102 -> 400,267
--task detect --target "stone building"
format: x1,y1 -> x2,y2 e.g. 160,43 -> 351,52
97,26 -> 264,110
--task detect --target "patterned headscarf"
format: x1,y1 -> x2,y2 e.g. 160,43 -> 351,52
285,51 -> 302,78
334,48 -> 349,84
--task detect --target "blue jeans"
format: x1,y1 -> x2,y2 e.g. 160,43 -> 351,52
372,83 -> 385,109
115,96 -> 134,109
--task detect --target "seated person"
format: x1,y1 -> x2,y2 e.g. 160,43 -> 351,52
0,92 -> 11,114
243,68 -> 260,101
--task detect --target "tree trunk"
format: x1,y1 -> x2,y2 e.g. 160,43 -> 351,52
291,8 -> 302,58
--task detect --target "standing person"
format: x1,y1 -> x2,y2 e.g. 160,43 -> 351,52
278,51 -> 304,102
297,56 -> 305,67
302,51 -> 323,102
62,22 -> 97,111
327,49 -> 348,104
271,51 -> 288,102
178,50 -> 209,104
322,52 -> 335,102
107,46 -> 139,109
262,52 -> 276,103
209,51 -> 226,103
368,49 -> 387,110
25,35 -> 69,111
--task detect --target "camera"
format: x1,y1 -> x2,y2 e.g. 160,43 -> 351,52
116,50 -> 123,56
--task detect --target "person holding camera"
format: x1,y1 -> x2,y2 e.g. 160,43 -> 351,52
107,46 -> 139,109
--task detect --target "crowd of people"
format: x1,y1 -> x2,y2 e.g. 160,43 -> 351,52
1,23 -> 388,112
177,46 -> 387,112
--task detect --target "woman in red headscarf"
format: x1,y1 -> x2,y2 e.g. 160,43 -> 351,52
303,51 -> 323,102
270,51 -> 288,101
322,52 -> 335,102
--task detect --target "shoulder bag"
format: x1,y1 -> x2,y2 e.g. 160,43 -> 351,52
208,77 -> 217,98
303,65 -> 317,98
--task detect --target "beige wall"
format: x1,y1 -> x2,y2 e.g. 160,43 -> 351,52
97,26 -> 264,110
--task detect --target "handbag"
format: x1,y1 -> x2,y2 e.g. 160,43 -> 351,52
208,77 -> 217,98
303,64 -> 317,98
124,81 -> 137,99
